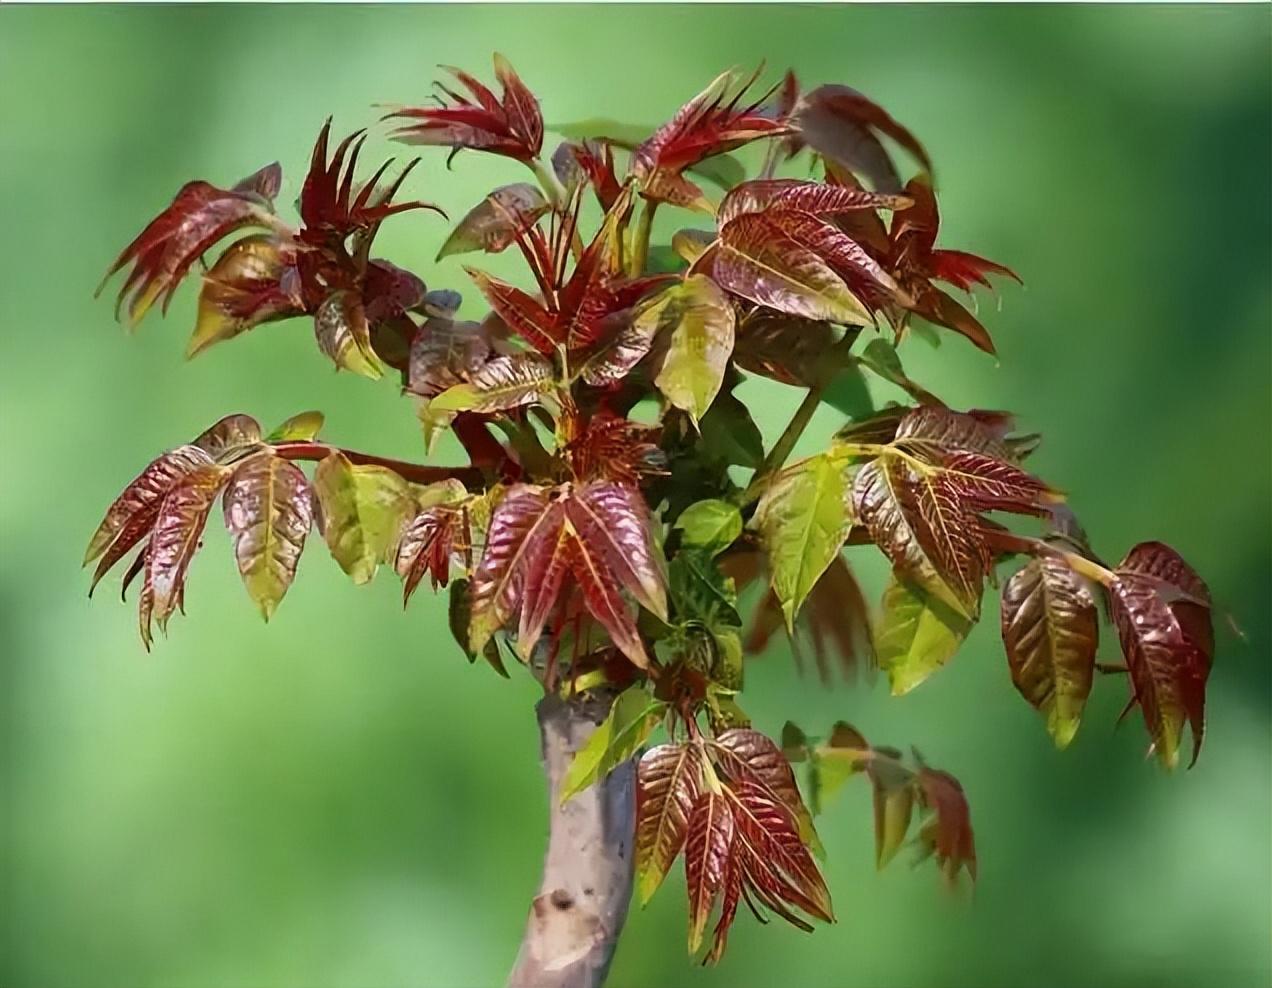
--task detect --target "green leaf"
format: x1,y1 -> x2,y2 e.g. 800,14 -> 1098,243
560,686 -> 667,804
754,452 -> 851,629
265,410 -> 325,443
874,577 -> 972,695
699,389 -> 764,469
312,452 -> 414,585
646,275 -> 736,424
675,499 -> 742,555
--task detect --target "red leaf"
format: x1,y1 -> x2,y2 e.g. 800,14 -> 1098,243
684,791 -> 735,952
709,728 -> 817,848
930,249 -> 1021,293
99,172 -> 280,326
388,54 -> 544,163
632,68 -> 789,193
396,505 -> 462,602
567,481 -> 668,621
464,268 -> 557,355
191,234 -> 305,358
299,120 -> 442,247
718,177 -> 911,227
939,450 -> 1060,517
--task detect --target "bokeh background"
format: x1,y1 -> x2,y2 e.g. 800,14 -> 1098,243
1,5 -> 1269,987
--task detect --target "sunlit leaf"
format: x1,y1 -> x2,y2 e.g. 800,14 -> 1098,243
685,790 -> 735,953
222,452 -> 313,620
709,728 -> 819,852
190,234 -> 305,357
265,410 -> 325,443
145,463 -> 231,636
715,213 -> 871,326
719,178 -> 912,227
637,743 -> 704,904
755,452 -> 851,628
675,499 -> 742,556
426,352 -> 554,417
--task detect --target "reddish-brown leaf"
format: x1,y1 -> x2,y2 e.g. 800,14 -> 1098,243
407,317 -> 494,398
1001,557 -> 1099,748
636,743 -> 704,905
436,183 -> 549,260
191,234 -> 305,357
299,120 -> 441,247
632,69 -> 788,196
314,289 -> 381,378
99,171 -> 280,326
396,505 -> 463,602
464,268 -> 557,355
468,485 -> 556,654
567,481 -> 669,621
1110,542 -> 1213,769
718,177 -> 911,227
143,463 -> 230,639
709,728 -> 818,850
192,413 -> 264,462
914,766 -> 977,885
566,531 -> 650,668
684,790 -> 735,952
939,450 -> 1060,517
388,53 -> 544,163
792,84 -> 931,193
85,445 -> 216,573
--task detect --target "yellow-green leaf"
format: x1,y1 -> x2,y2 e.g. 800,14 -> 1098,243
874,577 -> 973,695
754,452 -> 851,629
646,275 -> 736,424
674,499 -> 742,556
265,410 -> 325,443
312,452 -> 413,584
560,686 -> 667,805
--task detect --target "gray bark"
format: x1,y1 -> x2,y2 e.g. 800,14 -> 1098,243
506,689 -> 636,988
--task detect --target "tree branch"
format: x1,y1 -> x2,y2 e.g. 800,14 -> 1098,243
507,689 -> 636,988
270,441 -> 484,488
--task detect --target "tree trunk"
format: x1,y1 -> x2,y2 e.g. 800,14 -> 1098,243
506,689 -> 636,988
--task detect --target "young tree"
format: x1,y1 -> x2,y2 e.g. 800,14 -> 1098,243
87,56 -> 1214,988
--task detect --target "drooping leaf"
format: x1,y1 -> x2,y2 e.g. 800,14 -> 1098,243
644,275 -> 736,423
709,728 -> 819,852
873,576 -> 973,695
84,445 -> 215,569
1000,557 -> 1099,748
636,743 -> 704,904
312,452 -> 414,584
314,289 -> 382,379
190,234 -> 305,357
733,311 -> 838,387
221,452 -> 313,620
792,84 -> 931,193
560,685 -> 667,804
715,213 -> 871,326
575,309 -> 658,386
914,766 -> 977,885
144,463 -> 231,636
436,183 -> 549,260
396,504 -> 463,602
98,169 -> 281,327
407,317 -> 494,398
755,452 -> 851,628
1109,541 -> 1213,769
684,790 -> 736,953
567,481 -> 669,622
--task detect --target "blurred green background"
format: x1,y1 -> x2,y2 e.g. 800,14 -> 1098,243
1,5 -> 1269,987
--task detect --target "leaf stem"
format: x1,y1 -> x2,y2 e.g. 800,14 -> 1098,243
980,527 -> 1118,586
271,441 -> 483,488
736,332 -> 859,506
527,158 -> 565,210
628,198 -> 657,277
